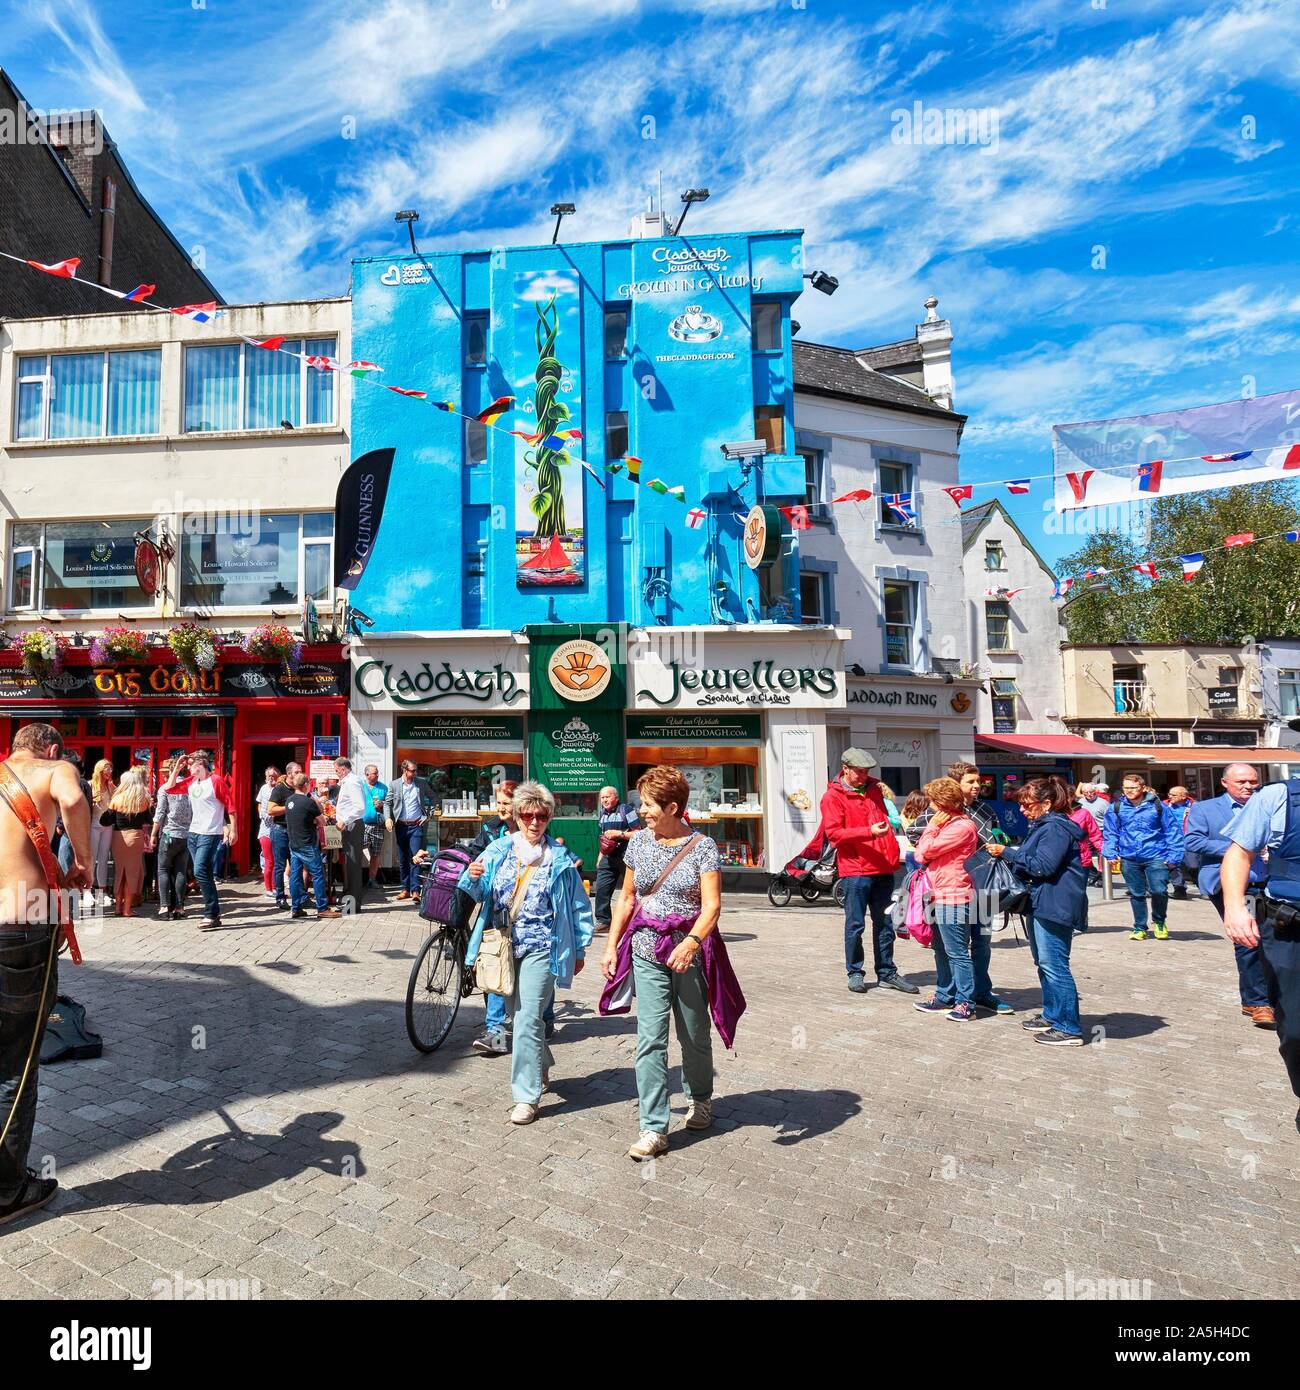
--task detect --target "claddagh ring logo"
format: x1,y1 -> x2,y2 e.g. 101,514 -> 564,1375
547,640 -> 611,703
667,305 -> 723,344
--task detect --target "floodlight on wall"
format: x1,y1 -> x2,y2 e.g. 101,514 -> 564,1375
395,209 -> 420,254
673,187 -> 710,235
804,270 -> 839,295
550,203 -> 576,243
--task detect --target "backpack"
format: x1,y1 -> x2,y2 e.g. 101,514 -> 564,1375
904,868 -> 934,948
41,995 -> 103,1063
419,846 -> 474,926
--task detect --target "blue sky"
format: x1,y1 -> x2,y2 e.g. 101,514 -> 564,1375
6,0 -> 1299,565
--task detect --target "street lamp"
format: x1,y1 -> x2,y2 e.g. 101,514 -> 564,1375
803,270 -> 839,295
394,209 -> 419,257
550,203 -> 575,243
674,187 -> 710,235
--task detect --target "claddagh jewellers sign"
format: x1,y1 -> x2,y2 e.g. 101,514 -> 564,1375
616,245 -> 765,299
353,658 -> 525,709
635,659 -> 843,710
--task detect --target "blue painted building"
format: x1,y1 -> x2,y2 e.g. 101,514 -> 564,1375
348,227 -> 807,631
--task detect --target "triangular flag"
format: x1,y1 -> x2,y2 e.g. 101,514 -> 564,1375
26,257 -> 79,278
832,488 -> 872,504
1137,460 -> 1163,494
623,456 -> 642,481
1284,445 -> 1300,471
256,336 -> 286,351
1051,577 -> 1074,599
387,385 -> 427,399
1202,452 -> 1252,463
170,302 -> 219,323
1083,566 -> 1110,579
1066,470 -> 1095,504
1179,553 -> 1205,582
780,504 -> 812,531
1006,480 -> 1031,495
1224,533 -> 1254,548
305,354 -> 337,371
685,507 -> 707,529
943,484 -> 973,507
1286,530 -> 1300,543
348,360 -> 383,377
109,283 -> 154,302
1133,561 -> 1158,579
476,395 -> 514,426
432,400 -> 455,412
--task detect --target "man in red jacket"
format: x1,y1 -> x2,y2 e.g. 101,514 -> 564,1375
820,748 -> 913,994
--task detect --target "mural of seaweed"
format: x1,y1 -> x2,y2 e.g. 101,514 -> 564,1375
525,290 -> 571,537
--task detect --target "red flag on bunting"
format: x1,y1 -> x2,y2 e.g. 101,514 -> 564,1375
1133,561 -> 1158,579
832,488 -> 873,504
1066,470 -> 1095,503
1285,445 -> 1300,470
780,505 -> 812,531
1224,533 -> 1255,547
387,386 -> 427,399
943,484 -> 973,507
256,336 -> 285,351
26,257 -> 80,278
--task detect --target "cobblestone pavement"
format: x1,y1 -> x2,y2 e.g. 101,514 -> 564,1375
2,880 -> 1296,1301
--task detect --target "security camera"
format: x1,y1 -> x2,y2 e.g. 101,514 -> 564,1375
721,439 -> 768,461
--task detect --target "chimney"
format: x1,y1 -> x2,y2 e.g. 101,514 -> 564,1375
46,110 -> 103,207
916,295 -> 954,409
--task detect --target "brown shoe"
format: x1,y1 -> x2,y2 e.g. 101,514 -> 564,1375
1245,1005 -> 1276,1029
317,908 -> 343,919
394,891 -> 411,901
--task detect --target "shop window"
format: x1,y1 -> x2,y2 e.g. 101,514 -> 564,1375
985,540 -> 1005,570
1280,669 -> 1300,718
179,510 -> 334,609
797,446 -> 825,511
754,406 -> 785,454
604,306 -> 629,359
985,601 -> 1012,652
605,411 -> 628,462
800,570 -> 830,625
751,302 -> 781,352
464,315 -> 489,366
991,678 -> 1018,731
882,580 -> 917,668
14,350 -> 161,441
8,518 -> 153,612
627,743 -> 764,868
878,460 -> 913,527
1113,663 -> 1148,714
183,338 -> 337,433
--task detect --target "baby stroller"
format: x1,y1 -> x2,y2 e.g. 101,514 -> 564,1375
767,839 -> 845,908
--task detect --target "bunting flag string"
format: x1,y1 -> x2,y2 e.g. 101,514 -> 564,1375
5,246 -> 1300,547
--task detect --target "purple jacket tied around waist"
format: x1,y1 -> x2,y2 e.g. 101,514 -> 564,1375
598,906 -> 746,1049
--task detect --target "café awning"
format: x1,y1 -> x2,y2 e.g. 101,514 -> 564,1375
974,733 -> 1132,759
1145,746 -> 1300,765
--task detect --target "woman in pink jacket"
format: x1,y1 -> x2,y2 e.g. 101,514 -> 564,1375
912,777 -> 981,1022
1069,793 -> 1106,885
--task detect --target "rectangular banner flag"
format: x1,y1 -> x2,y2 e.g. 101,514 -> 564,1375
943,484 -> 973,506
1052,387 -> 1300,511
334,447 -> 394,591
1224,532 -> 1255,547
1006,479 -> 1031,495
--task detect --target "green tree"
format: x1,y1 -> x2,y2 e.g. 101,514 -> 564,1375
1059,481 -> 1300,643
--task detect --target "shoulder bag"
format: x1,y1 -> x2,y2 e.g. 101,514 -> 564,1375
475,860 -> 539,997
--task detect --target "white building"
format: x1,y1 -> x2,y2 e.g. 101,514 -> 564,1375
792,297 -> 979,794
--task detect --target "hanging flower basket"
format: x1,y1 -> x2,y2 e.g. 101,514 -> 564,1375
243,622 -> 302,672
167,622 -> 218,677
88,625 -> 149,666
14,628 -> 70,679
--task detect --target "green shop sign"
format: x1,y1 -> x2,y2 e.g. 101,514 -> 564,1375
396,715 -> 525,746
528,710 -> 623,794
626,713 -> 762,743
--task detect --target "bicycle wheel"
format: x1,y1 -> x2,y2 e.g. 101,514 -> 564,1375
405,929 -> 464,1053
767,878 -> 793,908
832,879 -> 848,908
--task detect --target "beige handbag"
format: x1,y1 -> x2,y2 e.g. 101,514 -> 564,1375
475,864 -> 537,997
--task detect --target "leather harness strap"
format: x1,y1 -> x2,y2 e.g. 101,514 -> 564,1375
0,761 -> 81,963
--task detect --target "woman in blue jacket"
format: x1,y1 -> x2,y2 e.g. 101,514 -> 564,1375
459,781 -> 593,1125
1001,776 -> 1088,1047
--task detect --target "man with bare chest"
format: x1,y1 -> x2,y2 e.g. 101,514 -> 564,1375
0,722 -> 91,1228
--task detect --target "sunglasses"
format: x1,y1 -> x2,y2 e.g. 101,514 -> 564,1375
517,810 -> 550,822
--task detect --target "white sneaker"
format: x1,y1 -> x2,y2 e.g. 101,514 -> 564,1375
684,1098 -> 713,1131
509,1103 -> 538,1125
627,1131 -> 669,1161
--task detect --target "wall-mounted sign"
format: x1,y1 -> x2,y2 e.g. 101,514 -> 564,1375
351,642 -> 528,712
1193,728 -> 1256,747
0,661 -> 346,702
546,639 -> 611,703
528,710 -> 622,794
312,736 -> 341,759
528,624 -> 626,713
626,713 -> 762,744
743,504 -> 781,570
950,691 -> 972,714
1206,687 -> 1239,714
396,715 -> 525,747
847,684 -> 940,709
637,659 -> 840,709
1091,728 -> 1179,746
780,727 -> 818,827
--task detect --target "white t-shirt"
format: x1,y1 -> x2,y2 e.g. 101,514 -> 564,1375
188,776 -> 228,837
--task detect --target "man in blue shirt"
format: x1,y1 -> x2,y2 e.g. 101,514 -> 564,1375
1103,772 -> 1185,941
383,760 -> 436,900
361,764 -> 388,890
1222,778 -> 1300,1130
1184,764 -> 1271,1026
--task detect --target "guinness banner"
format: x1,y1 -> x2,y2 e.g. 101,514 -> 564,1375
335,447 -> 394,591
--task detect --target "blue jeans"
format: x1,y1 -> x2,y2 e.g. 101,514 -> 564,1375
269,824 -> 291,904
289,842 -> 327,914
187,833 -> 223,920
1259,913 -> 1300,1099
970,919 -> 1003,1007
1209,891 -> 1269,1007
510,949 -> 555,1105
394,821 -> 424,893
843,874 -> 897,980
932,902 -> 975,1006
485,989 -> 554,1032
1027,914 -> 1081,1037
1120,858 -> 1170,929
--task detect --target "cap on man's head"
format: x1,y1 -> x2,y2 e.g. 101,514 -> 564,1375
841,747 -> 878,770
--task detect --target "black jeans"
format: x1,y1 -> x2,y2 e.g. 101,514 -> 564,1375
594,855 -> 625,926
340,823 -> 366,913
156,835 -> 190,912
0,930 -> 58,1204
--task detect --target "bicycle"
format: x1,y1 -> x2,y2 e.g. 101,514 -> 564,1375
404,868 -> 482,1054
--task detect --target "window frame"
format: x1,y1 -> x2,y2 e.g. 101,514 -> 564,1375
984,539 -> 1005,571
990,677 -> 1019,729
1279,669 -> 1300,718
754,405 -> 785,454
751,301 -> 782,353
797,445 -> 825,512
882,578 -> 917,670
464,314 -> 489,367
603,305 -> 629,360
799,570 -> 829,626
878,459 -> 915,530
605,410 -> 629,463
178,509 -> 335,612
465,418 -> 488,466
984,600 -> 1013,652
182,338 -> 338,435
8,517 -> 157,614
14,348 -> 163,442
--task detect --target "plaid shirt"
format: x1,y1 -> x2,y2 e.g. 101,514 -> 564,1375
906,798 -> 1000,849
